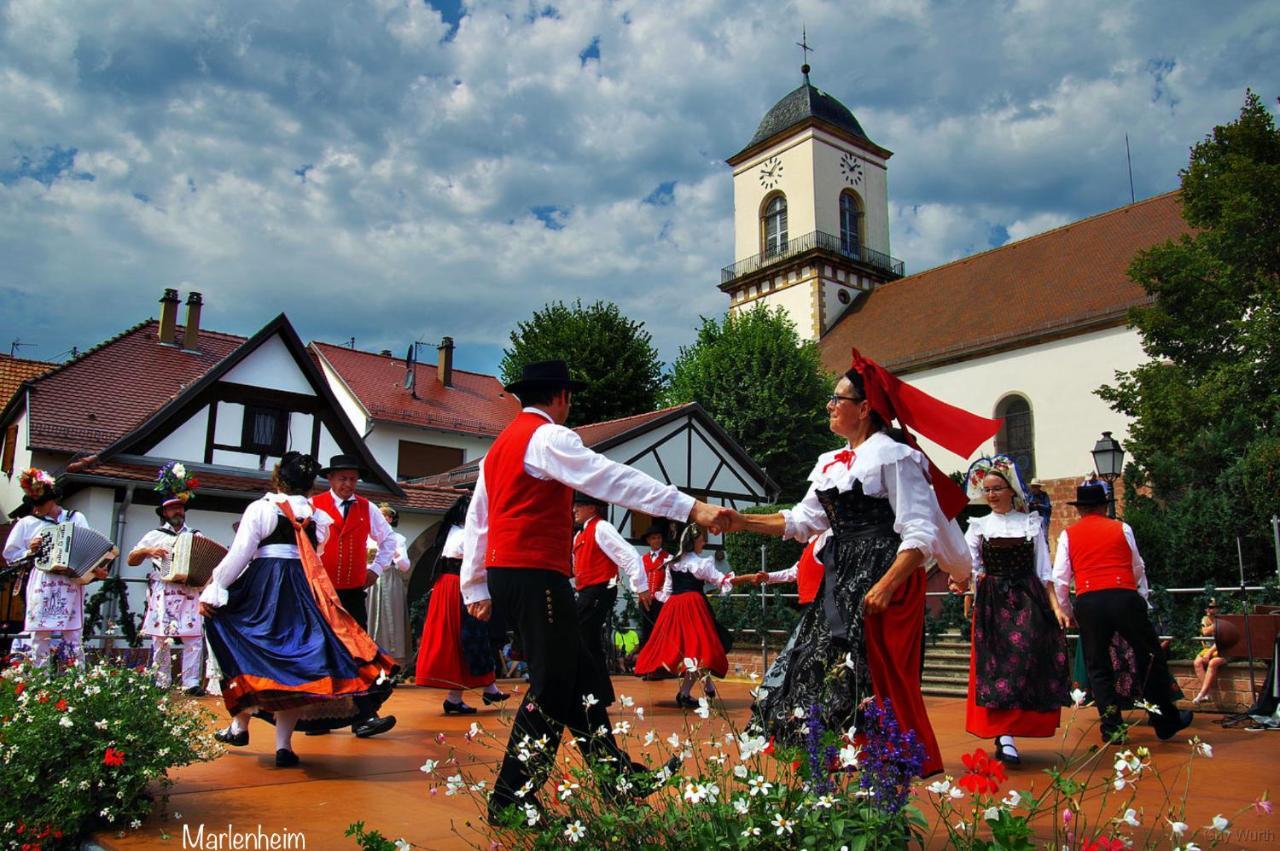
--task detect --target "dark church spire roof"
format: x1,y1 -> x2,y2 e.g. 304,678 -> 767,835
745,64 -> 870,150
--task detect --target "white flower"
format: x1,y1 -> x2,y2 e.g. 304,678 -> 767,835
644,730 -> 658,746
839,743 -> 860,768
444,774 -> 465,796
667,732 -> 682,749
582,693 -> 599,709
95,719 -> 108,730
634,706 -> 645,720
749,671 -> 760,682
814,795 -> 835,809
1135,699 -> 1162,716
1113,776 -> 1127,791
1191,738 -> 1213,758
615,775 -> 633,795
1175,844 -> 1202,851
695,698 -> 711,719
682,657 -> 700,672
469,780 -> 487,792
926,779 -> 952,796
792,706 -> 807,720
734,764 -> 749,779
949,787 -> 965,800
564,821 -> 586,843
984,806 -> 1000,822
58,716 -> 73,728
1070,687 -> 1088,706
172,463 -> 186,479
522,804 -> 539,826
748,775 -> 773,797
733,797 -> 750,814
130,819 -> 142,829
684,783 -> 708,804
742,827 -> 761,837
515,780 -> 534,800
738,732 -> 768,760
772,813 -> 794,835
1002,790 -> 1022,808
1209,814 -> 1229,832
612,720 -> 631,735
843,652 -> 857,670
467,721 -> 483,740
394,841 -> 411,851
1168,819 -> 1188,837
1119,808 -> 1140,827
557,780 -> 580,800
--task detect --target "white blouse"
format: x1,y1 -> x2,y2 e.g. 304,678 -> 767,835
659,552 -> 734,600
781,431 -> 972,580
441,524 -> 466,560
199,493 -> 332,607
964,510 -> 1052,582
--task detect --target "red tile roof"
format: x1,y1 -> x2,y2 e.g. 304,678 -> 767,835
311,342 -> 520,437
819,191 -> 1190,375
17,322 -> 247,453
0,354 -> 55,410
573,404 -> 692,447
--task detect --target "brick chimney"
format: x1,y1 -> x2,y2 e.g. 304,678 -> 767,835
158,289 -> 180,345
182,292 -> 203,351
437,337 -> 454,387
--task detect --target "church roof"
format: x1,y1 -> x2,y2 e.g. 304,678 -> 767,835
818,191 -> 1190,376
746,78 -> 869,150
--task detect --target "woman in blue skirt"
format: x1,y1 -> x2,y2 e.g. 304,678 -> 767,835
199,452 -> 397,767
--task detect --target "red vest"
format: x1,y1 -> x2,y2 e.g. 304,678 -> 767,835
483,411 -> 574,572
797,538 -> 824,605
642,549 -> 669,596
1064,514 -> 1137,595
573,516 -> 618,589
312,491 -> 373,590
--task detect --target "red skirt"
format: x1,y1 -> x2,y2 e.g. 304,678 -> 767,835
965,633 -> 1061,738
414,573 -> 495,690
634,593 -> 728,679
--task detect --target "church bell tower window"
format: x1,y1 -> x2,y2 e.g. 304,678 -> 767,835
763,194 -> 788,257
840,191 -> 863,258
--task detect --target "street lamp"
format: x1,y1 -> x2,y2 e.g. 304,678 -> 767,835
1091,431 -> 1126,518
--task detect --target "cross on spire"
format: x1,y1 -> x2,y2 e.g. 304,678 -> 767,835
796,26 -> 814,78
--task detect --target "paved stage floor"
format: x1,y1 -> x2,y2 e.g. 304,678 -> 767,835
95,678 -> 1278,850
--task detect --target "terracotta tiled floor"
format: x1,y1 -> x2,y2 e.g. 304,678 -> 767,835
96,678 -> 1279,850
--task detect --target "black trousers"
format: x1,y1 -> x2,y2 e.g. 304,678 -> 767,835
488,568 -> 634,814
337,587 -> 369,631
576,582 -> 618,703
1075,589 -> 1179,732
638,599 -> 664,650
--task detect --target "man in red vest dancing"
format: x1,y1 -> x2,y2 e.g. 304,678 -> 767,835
637,525 -> 670,651
572,493 -> 651,705
462,360 -> 728,823
311,455 -> 399,739
747,530 -> 830,608
1052,484 -> 1192,744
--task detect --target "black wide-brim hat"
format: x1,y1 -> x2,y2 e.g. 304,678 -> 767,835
1068,483 -> 1109,506
503,359 -> 588,397
573,491 -> 608,510
320,453 -> 366,478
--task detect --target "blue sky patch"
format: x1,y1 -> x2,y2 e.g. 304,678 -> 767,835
644,180 -> 676,206
0,145 -> 95,187
531,205 -> 568,229
580,36 -> 601,65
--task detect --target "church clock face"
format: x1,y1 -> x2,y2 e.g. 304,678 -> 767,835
840,152 -> 863,186
758,155 -> 783,189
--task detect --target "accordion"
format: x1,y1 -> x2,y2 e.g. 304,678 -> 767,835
34,523 -> 119,584
160,532 -> 227,587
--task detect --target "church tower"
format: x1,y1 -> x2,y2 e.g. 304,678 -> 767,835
721,63 -> 902,341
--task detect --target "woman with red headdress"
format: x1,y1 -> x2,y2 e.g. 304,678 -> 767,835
720,351 -> 997,777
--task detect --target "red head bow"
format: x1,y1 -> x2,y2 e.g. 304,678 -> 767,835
847,348 -> 1003,518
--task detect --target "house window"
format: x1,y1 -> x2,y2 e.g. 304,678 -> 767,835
397,441 -> 465,480
994,395 -> 1035,480
763,194 -> 788,256
839,191 -> 863,257
1,424 -> 16,476
241,406 -> 287,455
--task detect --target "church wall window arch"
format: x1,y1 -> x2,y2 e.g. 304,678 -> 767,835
839,190 -> 864,258
993,393 -> 1035,480
760,192 -> 788,257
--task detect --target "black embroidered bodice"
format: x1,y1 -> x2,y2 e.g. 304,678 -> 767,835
670,568 -> 706,595
261,514 -> 319,548
815,481 -> 897,542
979,536 -> 1035,578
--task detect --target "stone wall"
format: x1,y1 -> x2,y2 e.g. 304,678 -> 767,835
1170,660 -> 1270,713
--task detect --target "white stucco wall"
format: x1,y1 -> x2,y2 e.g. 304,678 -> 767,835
222,335 -> 313,394
0,403 -> 33,514
362,421 -> 493,480
317,357 -> 371,435
903,325 -> 1145,481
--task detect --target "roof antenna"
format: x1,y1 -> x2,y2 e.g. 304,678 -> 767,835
796,26 -> 814,82
1125,133 -> 1136,205
9,339 -> 35,358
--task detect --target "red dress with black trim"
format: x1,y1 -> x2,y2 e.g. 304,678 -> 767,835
634,554 -> 733,678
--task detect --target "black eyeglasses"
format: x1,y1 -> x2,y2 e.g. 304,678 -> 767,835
828,394 -> 863,406
981,486 -> 1009,494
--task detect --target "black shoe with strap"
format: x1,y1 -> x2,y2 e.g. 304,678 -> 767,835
992,736 -> 1021,765
674,692 -> 698,709
275,748 -> 300,768
444,700 -> 478,716
353,715 -> 398,738
483,689 -> 511,705
1153,708 -> 1193,741
214,726 -> 248,747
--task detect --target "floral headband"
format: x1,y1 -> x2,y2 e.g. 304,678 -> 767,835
964,455 -> 1028,512
19,468 -> 56,500
155,461 -> 199,505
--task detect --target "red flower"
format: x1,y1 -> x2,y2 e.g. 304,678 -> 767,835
763,736 -> 776,756
54,698 -> 67,712
188,477 -> 200,489
957,748 -> 1006,795
36,692 -> 49,704
102,747 -> 126,767
13,682 -> 22,697
1082,839 -> 1126,851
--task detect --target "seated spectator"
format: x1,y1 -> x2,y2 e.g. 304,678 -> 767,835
1192,599 -> 1227,704
501,640 -> 528,680
614,625 -> 640,674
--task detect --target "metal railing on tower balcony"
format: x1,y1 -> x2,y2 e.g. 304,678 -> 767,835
720,229 -> 904,285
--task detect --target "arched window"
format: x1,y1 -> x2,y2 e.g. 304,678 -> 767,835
763,194 -> 788,256
839,191 -> 863,257
994,395 -> 1035,480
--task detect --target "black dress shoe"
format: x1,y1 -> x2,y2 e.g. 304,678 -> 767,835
275,748 -> 300,768
674,692 -> 698,709
443,700 -> 478,716
183,685 -> 208,697
1154,709 -> 1194,741
353,715 -> 397,738
482,689 -> 511,705
214,727 -> 248,747
992,737 -> 1021,765
304,728 -> 331,736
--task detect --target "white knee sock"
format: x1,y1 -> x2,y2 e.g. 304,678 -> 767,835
274,711 -> 298,752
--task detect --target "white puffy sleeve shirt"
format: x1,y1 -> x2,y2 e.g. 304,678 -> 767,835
780,432 -> 972,580
964,511 -> 1051,582
660,553 -> 734,598
199,493 -> 332,607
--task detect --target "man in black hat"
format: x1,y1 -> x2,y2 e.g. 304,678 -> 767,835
572,492 -> 651,708
310,454 -> 399,738
462,360 -> 729,822
1052,483 -> 1192,744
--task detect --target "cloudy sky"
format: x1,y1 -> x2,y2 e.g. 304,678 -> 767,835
1,0 -> 1276,374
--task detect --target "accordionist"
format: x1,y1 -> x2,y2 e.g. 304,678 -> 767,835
2,468 -> 106,668
127,462 -> 207,695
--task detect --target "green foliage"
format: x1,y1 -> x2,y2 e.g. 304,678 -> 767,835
1099,90 -> 1280,587
664,305 -> 838,500
721,504 -> 805,575
345,821 -> 406,850
82,575 -> 143,647
500,300 -> 665,427
0,659 -> 219,849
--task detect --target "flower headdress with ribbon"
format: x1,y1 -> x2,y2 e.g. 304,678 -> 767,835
964,455 -> 1028,513
846,348 -> 1004,519
154,461 -> 199,509
18,468 -> 56,502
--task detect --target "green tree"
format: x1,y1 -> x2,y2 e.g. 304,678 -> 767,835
1098,90 -> 1280,588
500,300 -> 665,427
664,305 -> 836,500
